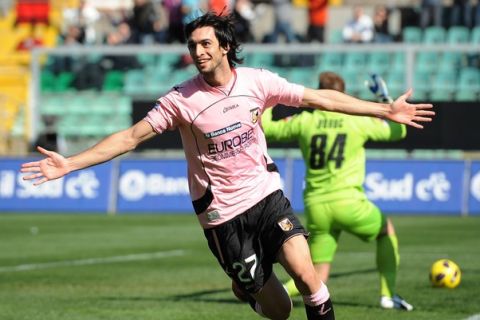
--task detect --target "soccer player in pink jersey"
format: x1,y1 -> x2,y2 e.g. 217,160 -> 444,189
21,12 -> 434,320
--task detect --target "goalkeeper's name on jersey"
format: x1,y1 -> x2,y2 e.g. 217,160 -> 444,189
317,118 -> 344,129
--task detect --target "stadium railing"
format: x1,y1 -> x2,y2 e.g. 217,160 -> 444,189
25,43 -> 480,154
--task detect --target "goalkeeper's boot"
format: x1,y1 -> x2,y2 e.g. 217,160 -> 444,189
380,294 -> 414,311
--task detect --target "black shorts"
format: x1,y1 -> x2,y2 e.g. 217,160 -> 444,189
203,190 -> 307,294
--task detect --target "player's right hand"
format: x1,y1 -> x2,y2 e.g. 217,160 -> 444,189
20,146 -> 71,185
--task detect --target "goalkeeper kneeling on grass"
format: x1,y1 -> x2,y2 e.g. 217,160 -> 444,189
261,72 -> 414,311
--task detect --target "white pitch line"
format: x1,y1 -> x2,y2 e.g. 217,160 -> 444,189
464,314 -> 480,320
0,250 -> 185,273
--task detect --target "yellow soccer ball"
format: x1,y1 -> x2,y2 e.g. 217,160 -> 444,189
430,259 -> 461,288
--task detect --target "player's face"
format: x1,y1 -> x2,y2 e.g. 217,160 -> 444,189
187,26 -> 229,75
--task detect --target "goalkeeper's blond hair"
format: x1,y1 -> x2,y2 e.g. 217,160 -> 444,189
318,71 -> 345,93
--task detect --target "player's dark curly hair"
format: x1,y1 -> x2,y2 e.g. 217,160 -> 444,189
184,12 -> 244,68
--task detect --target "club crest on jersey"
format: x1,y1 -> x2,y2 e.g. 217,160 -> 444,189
250,108 -> 260,124
278,218 -> 293,231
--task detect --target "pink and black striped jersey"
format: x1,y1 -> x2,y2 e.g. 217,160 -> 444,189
145,67 -> 304,229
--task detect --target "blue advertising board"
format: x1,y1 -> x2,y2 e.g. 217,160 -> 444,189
289,159 -> 465,214
116,159 -> 191,212
0,158 -> 112,211
365,160 -> 464,214
116,158 -> 289,213
291,159 -> 306,212
0,157 -> 471,215
468,161 -> 480,214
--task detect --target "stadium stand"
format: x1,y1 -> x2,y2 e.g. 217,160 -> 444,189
423,26 -> 446,44
447,26 -> 470,44
317,51 -> 344,74
402,26 -> 422,43
0,0 -> 64,154
0,1 -> 479,156
366,51 -> 391,74
471,26 -> 480,42
343,51 -> 368,72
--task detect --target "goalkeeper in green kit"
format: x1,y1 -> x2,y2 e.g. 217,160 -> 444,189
261,72 -> 413,311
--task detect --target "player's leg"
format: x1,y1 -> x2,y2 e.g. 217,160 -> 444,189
258,191 -> 334,319
330,199 -> 391,296
376,217 -> 399,299
203,216 -> 281,318
376,217 -> 413,311
251,272 -> 293,319
338,199 -> 412,310
232,273 -> 292,319
278,234 -> 335,320
284,263 -> 331,297
307,201 -> 340,285
284,200 -> 339,297
285,235 -> 338,296
206,190 -> 299,319
335,199 -> 394,300
314,263 -> 331,284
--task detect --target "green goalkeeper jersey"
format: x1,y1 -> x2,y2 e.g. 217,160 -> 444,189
262,108 -> 406,202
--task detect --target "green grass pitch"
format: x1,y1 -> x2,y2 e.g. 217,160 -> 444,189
0,214 -> 479,320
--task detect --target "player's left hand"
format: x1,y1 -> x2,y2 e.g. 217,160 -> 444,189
386,89 -> 434,129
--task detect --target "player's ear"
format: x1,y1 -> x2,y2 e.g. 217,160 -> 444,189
222,44 -> 230,55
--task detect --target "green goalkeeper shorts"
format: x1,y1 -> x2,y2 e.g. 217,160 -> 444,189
305,197 -> 386,264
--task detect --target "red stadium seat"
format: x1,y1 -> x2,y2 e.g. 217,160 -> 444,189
16,0 -> 50,24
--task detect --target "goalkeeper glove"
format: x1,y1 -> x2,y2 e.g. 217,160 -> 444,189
366,74 -> 393,103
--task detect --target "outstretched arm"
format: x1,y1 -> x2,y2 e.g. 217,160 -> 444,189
302,87 -> 434,129
21,120 -> 157,185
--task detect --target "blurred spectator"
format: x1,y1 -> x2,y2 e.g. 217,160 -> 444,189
233,0 -> 255,42
450,0 -> 472,28
74,22 -> 141,90
101,23 -> 142,71
307,0 -> 328,43
342,5 -> 374,43
116,21 -> 136,44
62,0 -> 101,44
16,37 -> 43,50
0,0 -> 12,16
129,0 -> 167,44
16,30 -> 44,51
264,0 -> 297,43
50,25 -> 85,74
373,5 -> 393,43
209,0 -> 232,15
420,0 -> 443,28
62,25 -> 86,45
477,3 -> 480,27
163,0 -> 185,43
181,0 -> 204,25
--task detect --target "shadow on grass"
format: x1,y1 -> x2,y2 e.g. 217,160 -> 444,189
101,288 -> 240,304
102,268 -> 377,307
330,268 -> 376,279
